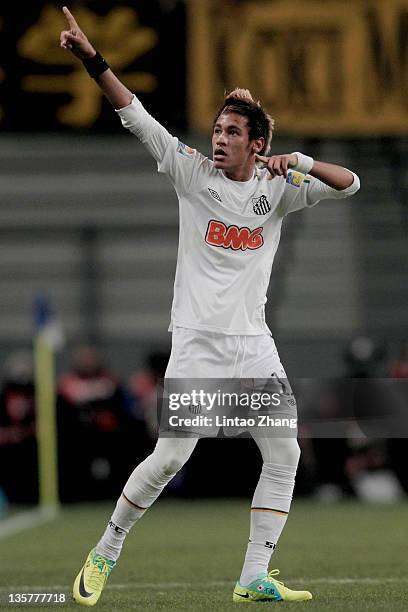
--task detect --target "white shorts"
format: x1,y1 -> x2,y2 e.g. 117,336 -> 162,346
165,327 -> 287,379
161,328 -> 297,437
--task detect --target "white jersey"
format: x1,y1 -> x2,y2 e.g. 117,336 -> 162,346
117,97 -> 360,335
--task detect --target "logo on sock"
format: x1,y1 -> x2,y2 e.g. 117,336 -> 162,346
108,521 -> 126,534
264,541 -> 276,550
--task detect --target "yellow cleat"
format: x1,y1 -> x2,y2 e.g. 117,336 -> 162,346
73,548 -> 115,607
233,569 -> 312,603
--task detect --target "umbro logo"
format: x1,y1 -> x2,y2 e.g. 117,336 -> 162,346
252,195 -> 271,215
208,188 -> 222,202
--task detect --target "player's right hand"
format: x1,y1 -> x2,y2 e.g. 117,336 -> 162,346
255,153 -> 298,180
60,6 -> 96,60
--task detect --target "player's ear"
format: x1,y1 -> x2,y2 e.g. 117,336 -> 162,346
252,137 -> 265,155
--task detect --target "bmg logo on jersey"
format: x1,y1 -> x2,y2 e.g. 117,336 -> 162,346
205,220 -> 264,251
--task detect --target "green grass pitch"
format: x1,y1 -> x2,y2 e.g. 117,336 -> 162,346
1,499 -> 407,611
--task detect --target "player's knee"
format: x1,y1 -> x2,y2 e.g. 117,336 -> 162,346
286,439 -> 301,467
160,455 -> 185,477
260,437 -> 301,467
292,440 -> 301,463
271,438 -> 301,467
151,438 -> 195,478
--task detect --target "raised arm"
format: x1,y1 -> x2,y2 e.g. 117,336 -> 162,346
59,5 -> 178,165
60,6 -> 132,109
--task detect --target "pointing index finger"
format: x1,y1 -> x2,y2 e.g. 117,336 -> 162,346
63,6 -> 78,28
255,154 -> 269,163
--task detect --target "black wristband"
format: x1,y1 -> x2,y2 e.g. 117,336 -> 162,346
82,51 -> 110,79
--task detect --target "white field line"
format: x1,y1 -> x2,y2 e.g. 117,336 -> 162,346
0,577 -> 406,593
0,506 -> 59,540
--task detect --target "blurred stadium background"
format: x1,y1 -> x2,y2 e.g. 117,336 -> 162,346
0,0 -> 407,608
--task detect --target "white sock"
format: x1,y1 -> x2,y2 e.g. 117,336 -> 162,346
95,437 -> 197,562
239,463 -> 296,585
95,493 -> 146,561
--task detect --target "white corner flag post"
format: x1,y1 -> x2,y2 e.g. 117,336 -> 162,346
34,295 -> 62,518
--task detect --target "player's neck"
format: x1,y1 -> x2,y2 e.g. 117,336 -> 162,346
223,166 -> 255,182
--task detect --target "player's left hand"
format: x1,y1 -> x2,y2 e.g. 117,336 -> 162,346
255,153 -> 297,180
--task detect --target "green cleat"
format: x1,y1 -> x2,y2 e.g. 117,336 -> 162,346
73,548 -> 115,607
233,569 -> 312,603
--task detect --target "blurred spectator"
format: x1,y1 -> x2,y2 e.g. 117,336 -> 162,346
342,337 -> 407,500
390,340 -> 408,378
387,437 -> 408,495
57,345 -> 146,502
344,335 -> 387,377
346,439 -> 403,503
128,351 -> 170,438
387,340 -> 408,493
301,336 -> 390,501
300,379 -> 356,501
0,350 -> 38,504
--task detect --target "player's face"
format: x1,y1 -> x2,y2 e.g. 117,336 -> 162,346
212,112 -> 261,180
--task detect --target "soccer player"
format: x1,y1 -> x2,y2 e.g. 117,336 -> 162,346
60,7 -> 360,606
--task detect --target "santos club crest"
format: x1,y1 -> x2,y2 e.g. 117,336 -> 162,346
252,195 -> 271,215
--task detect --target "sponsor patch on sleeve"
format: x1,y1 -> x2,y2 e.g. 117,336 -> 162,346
286,170 -> 305,187
177,141 -> 195,158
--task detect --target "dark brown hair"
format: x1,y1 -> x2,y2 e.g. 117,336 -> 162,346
213,88 -> 274,155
